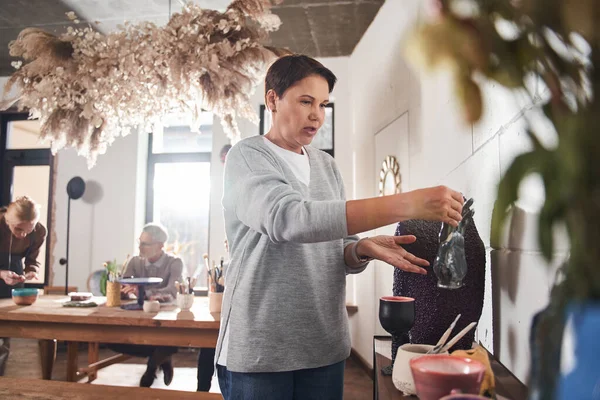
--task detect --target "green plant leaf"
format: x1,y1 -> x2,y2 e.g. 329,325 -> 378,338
525,128 -> 546,151
538,198 -> 564,261
100,271 -> 107,296
491,150 -> 546,245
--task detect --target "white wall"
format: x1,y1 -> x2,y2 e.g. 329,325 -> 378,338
345,0 -> 567,382
52,132 -> 142,292
373,114 -> 410,336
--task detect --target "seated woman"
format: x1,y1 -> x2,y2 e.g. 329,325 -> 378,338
0,196 -> 47,376
108,223 -> 183,387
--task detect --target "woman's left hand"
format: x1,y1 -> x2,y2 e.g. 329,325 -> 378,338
357,235 -> 429,274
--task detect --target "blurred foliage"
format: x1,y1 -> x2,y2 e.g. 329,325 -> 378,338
406,1 -> 600,397
407,0 -> 600,299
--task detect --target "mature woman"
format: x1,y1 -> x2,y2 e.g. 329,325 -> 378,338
0,196 -> 47,376
216,54 -> 464,399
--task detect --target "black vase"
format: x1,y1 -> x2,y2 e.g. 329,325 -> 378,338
391,219 -> 486,362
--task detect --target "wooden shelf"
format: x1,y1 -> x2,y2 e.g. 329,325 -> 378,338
373,336 -> 529,400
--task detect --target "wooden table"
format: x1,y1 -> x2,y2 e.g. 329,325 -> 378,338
0,377 -> 223,399
373,337 -> 529,400
0,295 -> 220,382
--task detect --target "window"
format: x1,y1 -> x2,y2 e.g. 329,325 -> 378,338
0,112 -> 54,288
146,112 -> 213,288
259,103 -> 335,156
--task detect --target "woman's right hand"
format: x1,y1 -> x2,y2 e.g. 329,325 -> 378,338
0,270 -> 26,286
402,186 -> 464,227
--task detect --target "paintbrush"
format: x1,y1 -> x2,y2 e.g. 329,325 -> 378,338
203,253 -> 210,276
437,322 -> 478,354
433,314 -> 462,350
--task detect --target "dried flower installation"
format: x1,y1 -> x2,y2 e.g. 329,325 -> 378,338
2,0 -> 287,167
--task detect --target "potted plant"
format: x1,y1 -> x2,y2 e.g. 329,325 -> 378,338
406,1 -> 600,398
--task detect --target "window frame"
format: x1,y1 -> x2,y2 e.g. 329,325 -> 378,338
145,132 -> 213,294
145,133 -> 212,224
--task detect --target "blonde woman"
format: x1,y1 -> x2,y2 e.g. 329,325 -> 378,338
0,196 -> 47,376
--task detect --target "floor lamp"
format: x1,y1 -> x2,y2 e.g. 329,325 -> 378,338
59,177 -> 86,295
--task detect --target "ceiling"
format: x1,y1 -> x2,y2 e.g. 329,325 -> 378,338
0,0 -> 384,76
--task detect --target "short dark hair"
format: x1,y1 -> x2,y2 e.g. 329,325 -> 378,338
265,55 -> 337,98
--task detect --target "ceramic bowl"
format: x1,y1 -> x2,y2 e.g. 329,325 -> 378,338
410,355 -> 486,400
12,288 -> 40,306
69,292 -> 93,302
177,293 -> 194,311
143,300 -> 161,313
392,344 -> 449,395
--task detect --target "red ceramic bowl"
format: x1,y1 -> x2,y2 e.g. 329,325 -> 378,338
410,355 -> 486,400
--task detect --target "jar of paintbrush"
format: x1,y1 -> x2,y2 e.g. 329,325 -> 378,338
175,277 -> 195,311
206,257 -> 225,313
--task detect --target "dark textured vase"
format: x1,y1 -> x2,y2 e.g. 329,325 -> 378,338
391,219 -> 486,363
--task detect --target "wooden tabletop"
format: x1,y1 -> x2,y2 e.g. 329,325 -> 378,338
0,295 -> 221,347
0,377 -> 223,399
373,337 -> 529,400
0,295 -> 220,328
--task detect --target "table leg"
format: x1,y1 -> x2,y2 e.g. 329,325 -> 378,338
38,339 -> 57,380
87,342 -> 99,382
373,337 -> 377,400
67,342 -> 79,382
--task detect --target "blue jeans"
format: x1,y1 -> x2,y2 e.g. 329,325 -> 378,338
217,360 -> 345,400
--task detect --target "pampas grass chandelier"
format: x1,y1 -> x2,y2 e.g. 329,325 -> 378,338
2,0 -> 288,167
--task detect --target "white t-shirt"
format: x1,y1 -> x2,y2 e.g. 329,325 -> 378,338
262,137 -> 310,186
217,137 -> 311,367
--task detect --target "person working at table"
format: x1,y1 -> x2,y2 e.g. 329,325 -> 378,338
108,223 -> 183,387
0,196 -> 47,376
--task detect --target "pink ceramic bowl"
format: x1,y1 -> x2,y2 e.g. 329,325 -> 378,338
440,392 -> 489,400
410,355 -> 486,400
